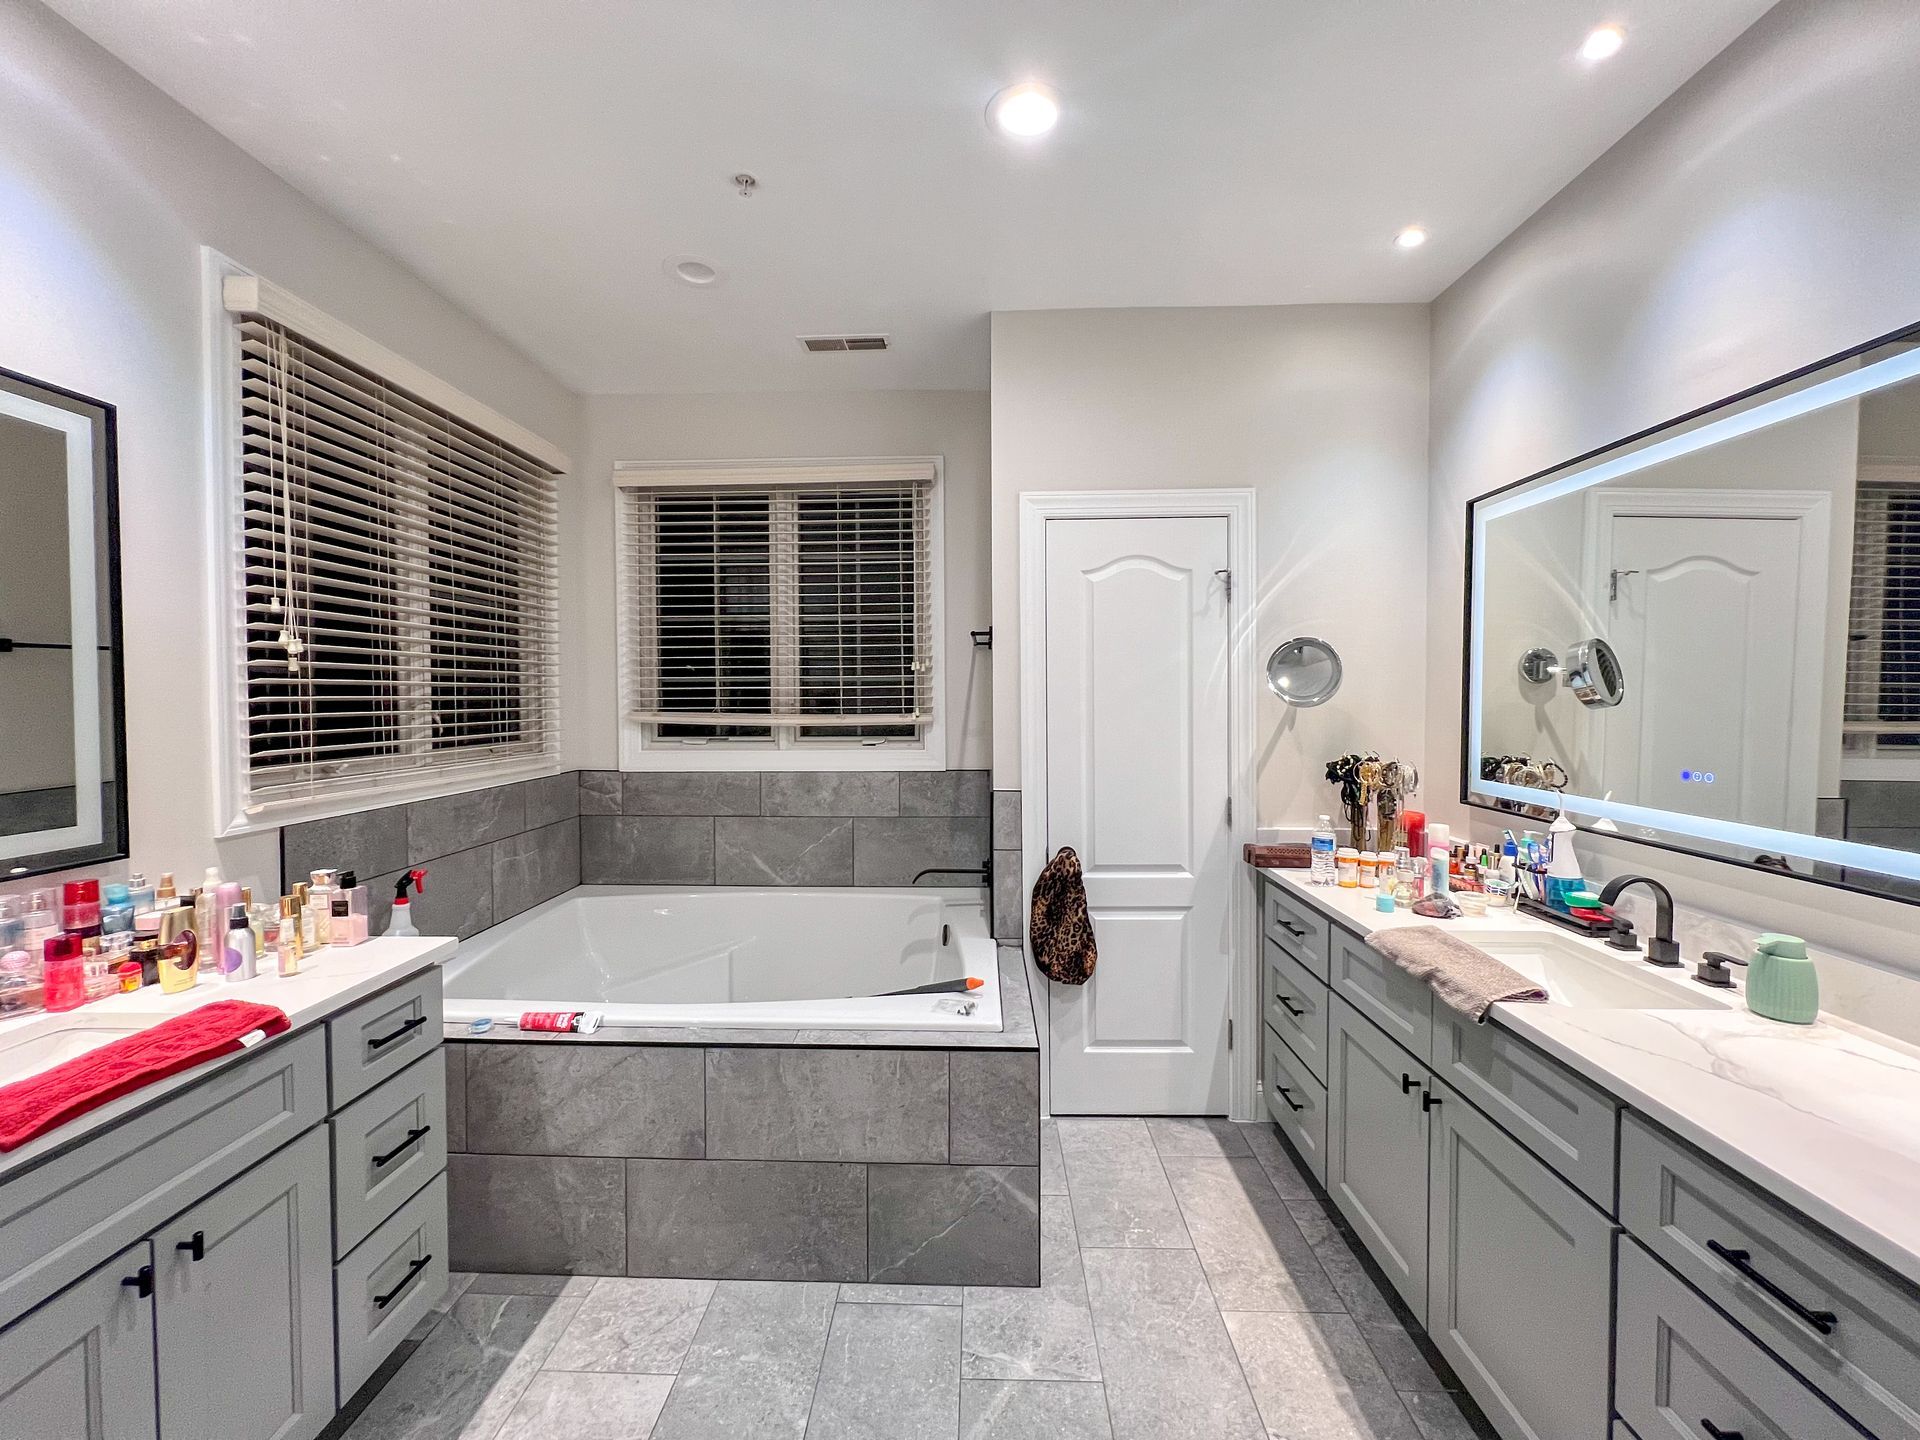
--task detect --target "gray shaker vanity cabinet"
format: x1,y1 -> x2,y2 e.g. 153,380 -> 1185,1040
1425,1076 -> 1615,1440
153,1125 -> 336,1440
0,1240 -> 159,1438
1325,994 -> 1432,1318
1330,925 -> 1435,1065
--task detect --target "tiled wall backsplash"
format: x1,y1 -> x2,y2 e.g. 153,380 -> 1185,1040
579,770 -> 992,887
993,788 -> 1021,942
280,773 -> 580,940
280,769 -> 998,939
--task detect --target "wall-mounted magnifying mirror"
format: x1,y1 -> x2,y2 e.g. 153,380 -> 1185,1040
1267,636 -> 1343,707
1465,320 -> 1920,905
0,367 -> 126,879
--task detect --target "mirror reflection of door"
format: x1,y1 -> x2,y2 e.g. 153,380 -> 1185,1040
0,410 -> 81,838
1595,506 -> 1823,833
0,368 -> 121,872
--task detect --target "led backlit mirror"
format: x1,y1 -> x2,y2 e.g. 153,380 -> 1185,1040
0,367 -> 126,879
1466,323 -> 1920,905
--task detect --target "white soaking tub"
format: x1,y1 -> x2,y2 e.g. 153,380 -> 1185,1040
440,885 -> 1001,1032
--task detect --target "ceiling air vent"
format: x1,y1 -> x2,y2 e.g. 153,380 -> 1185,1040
800,334 -> 890,353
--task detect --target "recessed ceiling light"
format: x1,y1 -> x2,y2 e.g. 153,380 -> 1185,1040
987,82 -> 1061,138
666,257 -> 721,287
1395,226 -> 1429,250
1581,24 -> 1626,62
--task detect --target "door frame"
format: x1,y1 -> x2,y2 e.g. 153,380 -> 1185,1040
1579,486 -> 1831,827
1018,489 -> 1259,1121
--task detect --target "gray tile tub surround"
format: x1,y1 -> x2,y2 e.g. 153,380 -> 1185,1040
575,767 -> 992,885
449,1038 -> 1042,1286
278,770 -> 582,940
992,789 -> 1022,941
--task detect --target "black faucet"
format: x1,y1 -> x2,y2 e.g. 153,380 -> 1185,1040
912,858 -> 992,887
1596,875 -> 1680,967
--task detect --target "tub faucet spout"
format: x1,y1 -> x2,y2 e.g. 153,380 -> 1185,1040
912,858 -> 992,887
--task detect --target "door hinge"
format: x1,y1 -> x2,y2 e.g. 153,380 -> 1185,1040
1215,567 -> 1232,600
1227,1018 -> 1234,1050
1224,796 -> 1232,827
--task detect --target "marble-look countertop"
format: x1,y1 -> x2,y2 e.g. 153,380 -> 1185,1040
0,936 -> 456,1176
1258,867 -> 1920,1290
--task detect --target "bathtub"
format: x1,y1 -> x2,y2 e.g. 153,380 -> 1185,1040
441,885 -> 1001,1032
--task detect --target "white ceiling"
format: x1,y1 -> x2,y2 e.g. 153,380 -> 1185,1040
49,0 -> 1776,395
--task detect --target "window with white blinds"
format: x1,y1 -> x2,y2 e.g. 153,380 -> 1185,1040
229,308 -> 561,806
1845,470 -> 1920,752
619,461 -> 935,746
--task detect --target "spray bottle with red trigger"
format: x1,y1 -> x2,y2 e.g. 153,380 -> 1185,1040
383,869 -> 428,938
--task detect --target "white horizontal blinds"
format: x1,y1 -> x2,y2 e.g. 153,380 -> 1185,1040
793,483 -> 932,729
622,465 -> 933,730
235,316 -> 560,801
626,488 -> 775,734
1845,477 -> 1920,742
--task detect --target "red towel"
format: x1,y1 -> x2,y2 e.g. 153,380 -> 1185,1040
0,1000 -> 291,1152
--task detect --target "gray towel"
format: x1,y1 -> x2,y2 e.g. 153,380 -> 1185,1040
1365,926 -> 1548,1022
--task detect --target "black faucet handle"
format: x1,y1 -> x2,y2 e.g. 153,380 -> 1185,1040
1605,915 -> 1640,953
1695,950 -> 1747,989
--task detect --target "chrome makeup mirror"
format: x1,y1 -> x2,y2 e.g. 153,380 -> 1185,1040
1266,636 -> 1343,707
0,367 -> 126,878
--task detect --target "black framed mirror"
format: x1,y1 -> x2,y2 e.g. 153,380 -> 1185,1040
1463,322 -> 1920,906
0,367 -> 127,878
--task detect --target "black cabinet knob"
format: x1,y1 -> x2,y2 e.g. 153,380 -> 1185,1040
175,1231 -> 205,1262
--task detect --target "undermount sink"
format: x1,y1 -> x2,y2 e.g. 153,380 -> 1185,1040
1446,927 -> 1731,1012
0,1010 -> 165,1087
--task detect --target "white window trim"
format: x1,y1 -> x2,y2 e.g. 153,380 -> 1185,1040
613,455 -> 947,772
201,248 -> 571,836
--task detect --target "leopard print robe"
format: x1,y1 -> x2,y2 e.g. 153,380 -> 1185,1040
1029,845 -> 1097,985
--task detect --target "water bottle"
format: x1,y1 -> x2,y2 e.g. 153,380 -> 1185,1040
1310,815 -> 1337,885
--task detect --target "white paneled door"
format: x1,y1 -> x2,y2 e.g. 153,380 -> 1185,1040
1043,515 -> 1233,1115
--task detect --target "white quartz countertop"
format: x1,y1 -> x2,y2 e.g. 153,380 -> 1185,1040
1257,867 -> 1920,1289
0,936 -> 456,1174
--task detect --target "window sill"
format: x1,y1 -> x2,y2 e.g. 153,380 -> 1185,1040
618,734 -> 944,773
216,758 -> 565,837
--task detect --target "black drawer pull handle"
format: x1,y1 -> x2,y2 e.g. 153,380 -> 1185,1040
1700,1421 -> 1743,1440
122,1265 -> 154,1299
1276,995 -> 1305,1018
1421,1091 -> 1442,1111
176,1231 -> 205,1262
1275,1085 -> 1306,1113
372,1126 -> 432,1169
367,1014 -> 428,1051
1275,918 -> 1308,937
1706,1239 -> 1838,1336
374,1254 -> 432,1309
1401,1073 -> 1419,1094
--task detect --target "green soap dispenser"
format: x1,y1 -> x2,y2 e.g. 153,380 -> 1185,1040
1746,933 -> 1819,1025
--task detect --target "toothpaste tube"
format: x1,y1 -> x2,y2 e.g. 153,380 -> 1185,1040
516,1010 -> 603,1035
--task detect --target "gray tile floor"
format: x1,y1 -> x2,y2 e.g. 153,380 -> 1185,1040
336,1119 -> 1496,1440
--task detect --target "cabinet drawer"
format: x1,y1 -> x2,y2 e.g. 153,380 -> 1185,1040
1615,1237 -> 1858,1440
1432,1009 -> 1618,1211
331,1049 -> 449,1258
1330,927 -> 1433,1064
1263,1023 -> 1327,1186
1264,939 -> 1329,1083
336,1171 -> 449,1403
328,968 -> 444,1108
1426,1077 -> 1614,1440
0,1027 -> 327,1321
1263,882 -> 1329,981
1620,1113 -> 1920,1440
